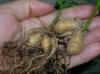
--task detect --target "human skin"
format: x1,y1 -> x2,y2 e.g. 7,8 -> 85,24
0,0 -> 100,73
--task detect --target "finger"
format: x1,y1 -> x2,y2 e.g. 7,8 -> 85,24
0,0 -> 54,20
68,42 -> 100,69
88,16 -> 100,30
85,27 -> 100,45
60,5 -> 95,19
39,5 -> 95,28
0,13 -> 21,46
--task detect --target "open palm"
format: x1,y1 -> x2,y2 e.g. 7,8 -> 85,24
0,0 -> 100,73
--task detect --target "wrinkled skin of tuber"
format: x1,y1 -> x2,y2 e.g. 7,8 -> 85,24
54,18 -> 81,33
54,18 -> 84,55
66,30 -> 83,55
1,18 -> 84,74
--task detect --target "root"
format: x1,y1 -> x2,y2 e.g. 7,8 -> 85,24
25,54 -> 46,71
2,18 -> 84,74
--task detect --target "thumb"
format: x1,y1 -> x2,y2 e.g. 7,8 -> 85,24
0,0 -> 54,20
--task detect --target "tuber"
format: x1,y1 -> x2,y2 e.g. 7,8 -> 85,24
1,18 -> 84,74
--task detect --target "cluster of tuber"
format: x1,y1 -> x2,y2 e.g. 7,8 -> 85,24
2,18 -> 84,74
54,18 -> 83,55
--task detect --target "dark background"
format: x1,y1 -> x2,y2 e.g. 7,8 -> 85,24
0,0 -> 100,74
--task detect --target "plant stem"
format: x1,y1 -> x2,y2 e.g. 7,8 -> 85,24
51,0 -> 63,27
81,0 -> 100,31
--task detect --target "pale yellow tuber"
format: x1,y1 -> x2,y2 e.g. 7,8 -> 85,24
54,18 -> 81,33
66,30 -> 84,55
54,18 -> 84,55
41,35 -> 51,52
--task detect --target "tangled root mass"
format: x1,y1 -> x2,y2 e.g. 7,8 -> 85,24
2,18 -> 84,74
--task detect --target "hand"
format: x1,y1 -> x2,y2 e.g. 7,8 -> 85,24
0,0 -> 100,72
